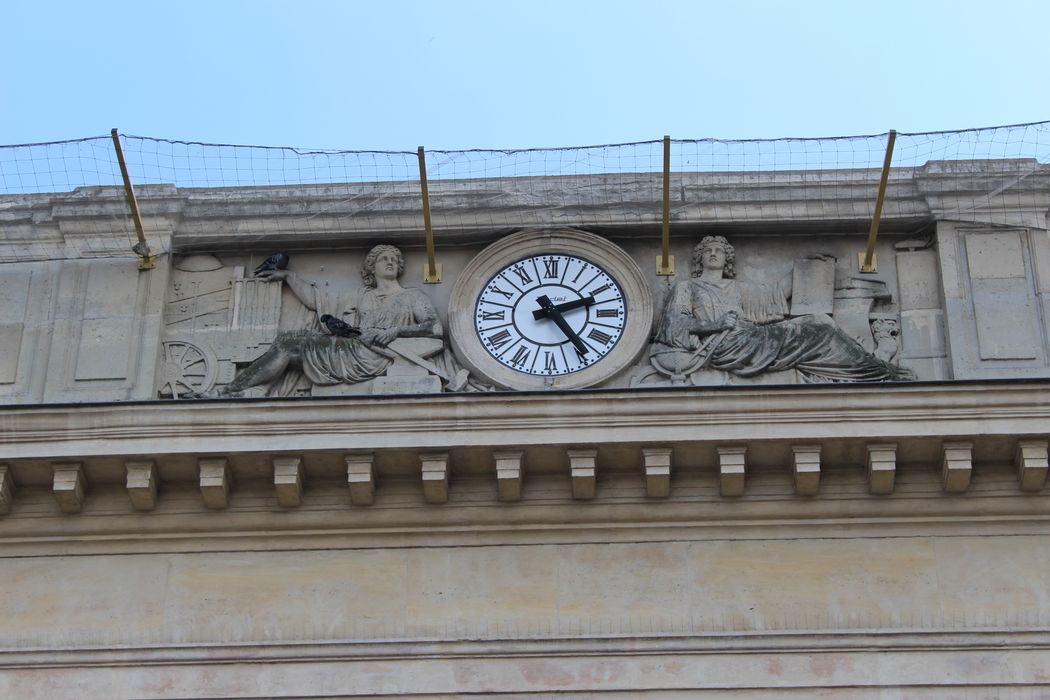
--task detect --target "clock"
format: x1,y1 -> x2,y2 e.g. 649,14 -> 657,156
449,229 -> 654,390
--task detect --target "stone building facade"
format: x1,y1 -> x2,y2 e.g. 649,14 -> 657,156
1,160 -> 1049,697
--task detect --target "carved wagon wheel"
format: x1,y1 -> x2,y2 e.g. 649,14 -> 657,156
158,340 -> 217,399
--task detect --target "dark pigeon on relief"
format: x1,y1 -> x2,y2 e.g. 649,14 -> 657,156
253,251 -> 290,276
320,314 -> 361,338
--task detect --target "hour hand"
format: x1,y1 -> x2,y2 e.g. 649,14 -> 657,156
535,295 -> 588,356
532,295 -> 596,320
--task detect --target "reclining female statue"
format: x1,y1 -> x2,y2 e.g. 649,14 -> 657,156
651,236 -> 912,383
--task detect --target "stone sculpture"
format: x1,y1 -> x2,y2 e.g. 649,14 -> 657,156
212,244 -> 468,397
870,317 -> 902,363
650,236 -> 912,384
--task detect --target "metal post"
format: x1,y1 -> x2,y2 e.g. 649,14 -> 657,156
657,135 -> 675,275
858,130 -> 897,274
110,129 -> 155,270
417,146 -> 441,284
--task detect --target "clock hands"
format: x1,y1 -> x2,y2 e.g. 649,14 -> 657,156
535,295 -> 589,356
532,295 -> 596,320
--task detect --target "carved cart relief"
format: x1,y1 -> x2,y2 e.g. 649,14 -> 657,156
159,255 -> 283,398
636,236 -> 912,387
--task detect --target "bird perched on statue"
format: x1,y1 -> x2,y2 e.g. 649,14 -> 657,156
253,251 -> 290,276
320,314 -> 361,338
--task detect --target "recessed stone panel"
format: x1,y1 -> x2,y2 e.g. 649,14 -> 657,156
899,309 -> 947,359
74,317 -> 134,380
972,278 -> 1039,361
0,269 -> 31,384
966,232 -> 1025,280
896,249 -> 941,311
82,260 -> 140,317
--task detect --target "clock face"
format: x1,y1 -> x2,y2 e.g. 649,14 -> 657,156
474,254 -> 627,376
449,228 -> 654,391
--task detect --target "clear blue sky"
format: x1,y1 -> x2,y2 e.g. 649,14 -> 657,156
3,0 -> 1048,150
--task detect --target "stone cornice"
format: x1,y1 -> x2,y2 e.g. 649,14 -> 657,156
1,381 -> 1048,461
2,160 -> 1046,259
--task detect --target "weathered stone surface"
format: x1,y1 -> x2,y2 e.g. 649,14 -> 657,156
717,445 -> 746,497
124,460 -> 157,511
642,446 -> 672,498
942,441 -> 973,493
0,159 -> 1043,404
273,456 -> 303,507
345,453 -> 375,506
420,452 -> 450,504
867,443 -> 897,495
493,450 -> 523,502
198,458 -> 230,509
2,158 -> 1050,698
52,462 -> 84,513
1015,440 -> 1049,492
791,444 -> 821,496
568,449 -> 597,500
0,464 -> 12,515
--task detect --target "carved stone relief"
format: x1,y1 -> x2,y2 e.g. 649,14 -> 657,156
871,317 -> 902,364
161,245 -> 478,399
159,254 -> 278,398
637,235 -> 913,387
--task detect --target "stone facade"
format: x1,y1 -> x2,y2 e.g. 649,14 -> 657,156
1,160 -> 1049,697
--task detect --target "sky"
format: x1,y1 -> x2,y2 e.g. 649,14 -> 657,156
3,0 -> 1049,151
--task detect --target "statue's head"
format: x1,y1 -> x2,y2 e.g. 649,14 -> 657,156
692,235 -> 735,279
361,244 -> 405,288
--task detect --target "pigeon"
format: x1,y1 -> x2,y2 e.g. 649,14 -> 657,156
320,314 -> 361,338
253,251 -> 290,276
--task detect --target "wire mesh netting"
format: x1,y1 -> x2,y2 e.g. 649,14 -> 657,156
1,121 -> 1048,262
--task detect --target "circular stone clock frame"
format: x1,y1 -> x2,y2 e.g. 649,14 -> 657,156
449,229 -> 654,390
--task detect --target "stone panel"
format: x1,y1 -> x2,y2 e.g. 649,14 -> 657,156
1,534 -> 1048,651
966,231 -> 1026,279
74,317 -> 134,380
43,257 -> 168,402
965,232 -> 1041,361
899,309 -> 947,359
896,249 -> 941,311
971,278 -> 1040,360
0,269 -> 31,384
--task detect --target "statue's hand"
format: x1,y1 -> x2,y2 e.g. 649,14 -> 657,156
717,311 -> 739,331
256,269 -> 289,283
361,327 -> 399,347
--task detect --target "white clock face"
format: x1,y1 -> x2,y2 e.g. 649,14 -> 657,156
474,254 -> 628,376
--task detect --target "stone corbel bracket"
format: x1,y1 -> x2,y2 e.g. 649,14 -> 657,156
569,449 -> 597,500
0,464 -> 14,515
792,445 -> 822,497
717,446 -> 746,497
125,460 -> 157,511
52,462 -> 85,514
643,447 -> 672,498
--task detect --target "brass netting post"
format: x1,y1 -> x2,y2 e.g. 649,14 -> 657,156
657,135 -> 675,275
111,129 -> 156,270
418,146 -> 441,284
858,129 -> 897,274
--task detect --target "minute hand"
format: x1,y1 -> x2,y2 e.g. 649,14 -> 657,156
535,295 -> 588,356
532,295 -> 596,320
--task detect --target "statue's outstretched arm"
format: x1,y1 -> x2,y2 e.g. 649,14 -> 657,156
257,270 -> 319,312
